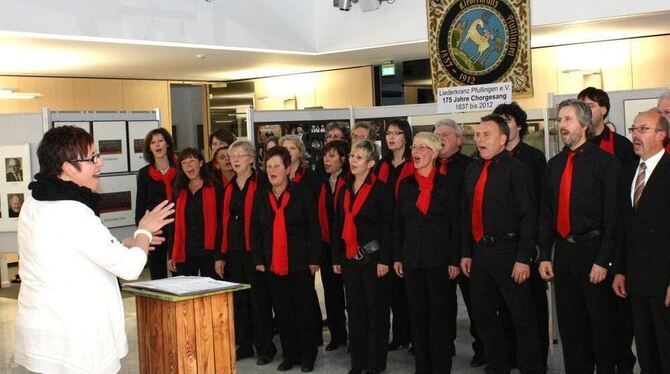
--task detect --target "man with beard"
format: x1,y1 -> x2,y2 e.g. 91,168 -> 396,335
539,99 -> 620,373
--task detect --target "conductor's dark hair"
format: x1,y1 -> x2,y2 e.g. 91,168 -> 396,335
37,125 -> 94,178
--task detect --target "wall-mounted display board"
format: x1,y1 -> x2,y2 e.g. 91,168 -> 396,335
128,121 -> 159,172
97,174 -> 137,228
93,121 -> 128,174
0,144 -> 31,232
54,121 -> 91,133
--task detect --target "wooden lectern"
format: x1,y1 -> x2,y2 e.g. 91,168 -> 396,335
126,285 -> 249,373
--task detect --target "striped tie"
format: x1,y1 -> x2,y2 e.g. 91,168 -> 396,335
633,162 -> 646,208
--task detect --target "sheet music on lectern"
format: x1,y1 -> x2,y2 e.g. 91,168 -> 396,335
124,276 -> 243,296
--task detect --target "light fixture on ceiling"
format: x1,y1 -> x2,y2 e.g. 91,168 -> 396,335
334,0 -> 388,12
0,88 -> 43,99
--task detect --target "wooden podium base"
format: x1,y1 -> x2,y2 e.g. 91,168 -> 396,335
135,292 -> 237,373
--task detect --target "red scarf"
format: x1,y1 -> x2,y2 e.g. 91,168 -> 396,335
415,168 -> 436,215
292,165 -> 305,183
318,175 -> 345,243
148,165 -> 176,202
437,157 -> 452,176
342,174 -> 376,259
377,160 -> 414,198
220,173 -> 257,253
220,173 -> 231,188
599,128 -> 615,155
172,184 -> 217,263
269,191 -> 291,276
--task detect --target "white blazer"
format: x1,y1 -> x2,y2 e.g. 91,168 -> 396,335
15,196 -> 147,374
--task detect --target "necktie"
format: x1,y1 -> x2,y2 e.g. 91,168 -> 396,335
633,162 -> 647,208
471,160 -> 491,242
557,151 -> 576,238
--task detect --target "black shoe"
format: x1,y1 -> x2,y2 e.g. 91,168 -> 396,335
387,340 -> 409,351
236,346 -> 253,360
277,360 -> 294,371
470,352 -> 486,367
325,341 -> 345,351
301,364 -> 314,372
366,370 -> 380,374
256,356 -> 272,365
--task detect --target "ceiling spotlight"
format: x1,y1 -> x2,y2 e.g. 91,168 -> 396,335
334,0 -> 356,11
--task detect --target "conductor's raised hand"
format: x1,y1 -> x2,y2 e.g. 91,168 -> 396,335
138,200 -> 175,234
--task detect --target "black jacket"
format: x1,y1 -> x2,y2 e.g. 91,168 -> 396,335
220,171 -> 268,261
393,170 -> 461,268
614,152 -> 670,298
508,141 -> 546,199
332,174 -> 394,266
135,165 -> 173,225
590,126 -> 637,167
462,152 -> 537,264
251,181 -> 321,271
538,142 -> 620,267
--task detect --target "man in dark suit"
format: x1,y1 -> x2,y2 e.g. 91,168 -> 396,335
6,158 -> 23,182
613,109 -> 670,374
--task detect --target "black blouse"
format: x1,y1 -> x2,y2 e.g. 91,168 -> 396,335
393,171 -> 461,268
332,173 -> 394,266
250,182 -> 321,271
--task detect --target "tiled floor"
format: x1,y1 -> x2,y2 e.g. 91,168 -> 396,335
0,265 -> 626,373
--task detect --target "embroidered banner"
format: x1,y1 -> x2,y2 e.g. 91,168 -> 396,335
426,0 -> 532,96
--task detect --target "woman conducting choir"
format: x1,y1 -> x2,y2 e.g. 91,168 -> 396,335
15,126 -> 174,374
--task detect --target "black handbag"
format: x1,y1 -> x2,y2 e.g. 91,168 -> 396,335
352,239 -> 380,263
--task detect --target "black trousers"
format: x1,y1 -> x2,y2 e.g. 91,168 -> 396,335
147,244 -> 168,279
630,294 -> 670,374
405,266 -> 454,374
174,253 -> 216,278
470,245 -> 543,374
268,269 -> 319,366
447,273 -> 483,356
500,262 -> 549,370
342,258 -> 392,372
250,269 -> 277,359
554,237 -> 618,374
615,296 -> 636,372
320,243 -> 347,344
389,271 -> 411,345
224,250 -> 255,350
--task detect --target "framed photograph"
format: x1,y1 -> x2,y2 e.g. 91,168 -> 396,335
0,143 -> 31,232
128,121 -> 160,172
93,121 -> 129,174
96,174 -> 137,228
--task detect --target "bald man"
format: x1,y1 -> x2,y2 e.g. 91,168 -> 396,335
613,109 -> 670,374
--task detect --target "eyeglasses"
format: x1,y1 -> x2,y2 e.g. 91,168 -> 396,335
70,153 -> 101,164
434,131 -> 455,138
411,144 -> 434,152
229,154 -> 250,160
627,126 -> 664,134
386,131 -> 403,137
